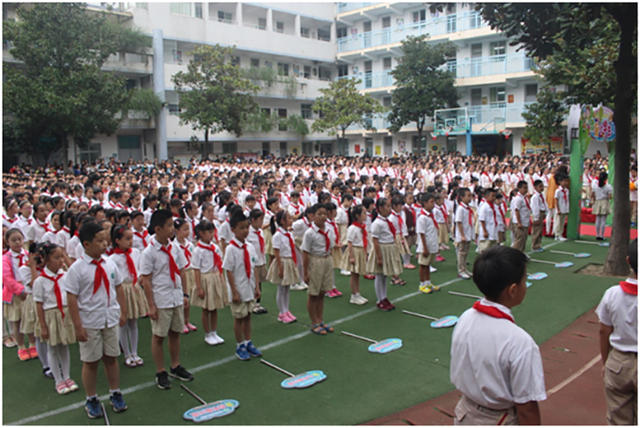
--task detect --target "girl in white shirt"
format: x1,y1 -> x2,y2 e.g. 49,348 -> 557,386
174,218 -> 197,334
591,172 -> 613,240
342,205 -> 369,305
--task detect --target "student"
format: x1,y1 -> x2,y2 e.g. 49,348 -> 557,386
109,225 -> 148,368
365,198 -> 402,311
191,220 -> 228,346
416,193 -> 440,294
174,218 -> 197,334
495,192 -> 507,245
290,206 -> 315,291
131,211 -> 149,251
266,210 -> 300,322
454,188 -> 475,279
434,193 -> 449,257
139,209 -> 194,390
301,203 -> 336,334
325,203 -> 343,297
391,195 -> 413,274
33,243 -> 78,395
591,171 -> 613,241
64,222 -> 128,418
511,181 -> 531,253
222,210 -> 263,360
595,239 -> 637,425
28,202 -> 51,245
342,205 -> 369,305
246,209 -> 268,314
450,246 -> 546,425
554,175 -> 570,241
477,188 -> 498,253
530,180 -> 547,253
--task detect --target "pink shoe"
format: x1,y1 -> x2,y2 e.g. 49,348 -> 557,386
277,313 -> 288,323
403,264 -> 416,269
18,348 -> 30,361
187,322 -> 197,332
325,289 -> 335,298
436,255 -> 446,262
285,311 -> 297,322
182,325 -> 190,334
331,288 -> 342,297
65,378 -> 79,392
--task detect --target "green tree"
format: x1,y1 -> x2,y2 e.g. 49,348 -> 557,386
522,87 -> 567,152
479,3 -> 637,275
173,45 -> 258,157
3,3 -> 151,163
388,35 -> 458,142
311,78 -> 383,149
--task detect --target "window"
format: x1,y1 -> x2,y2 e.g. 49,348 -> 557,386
278,109 -> 287,131
317,28 -> 331,41
301,27 -> 310,38
337,27 -> 347,38
301,104 -> 312,119
258,17 -> 266,30
218,11 -> 232,23
250,58 -> 260,68
276,21 -> 284,33
168,104 -> 180,115
446,58 -> 457,74
231,56 -> 240,66
382,16 -> 391,28
525,84 -> 538,102
447,3 -> 456,13
222,142 -> 237,154
413,9 -> 426,23
490,41 -> 506,57
194,2 -> 202,18
135,3 -> 148,10
261,107 -> 271,116
318,67 -> 332,81
383,57 -> 392,70
277,63 -> 289,76
447,14 -> 457,32
303,65 -> 311,79
337,64 -> 349,77
172,49 -> 182,64
490,86 -> 506,103
264,61 -> 272,69
79,143 -> 102,163
382,96 -> 392,107
170,2 -> 191,16
279,142 -> 287,156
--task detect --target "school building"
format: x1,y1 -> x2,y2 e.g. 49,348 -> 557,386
4,2 -> 588,163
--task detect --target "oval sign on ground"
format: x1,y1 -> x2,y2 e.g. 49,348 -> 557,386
555,261 -> 574,268
183,399 -> 239,423
368,338 -> 402,354
574,253 -> 591,258
430,315 -> 458,328
281,370 -> 327,389
528,272 -> 548,280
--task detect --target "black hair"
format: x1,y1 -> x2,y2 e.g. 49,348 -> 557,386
348,205 -> 365,226
598,171 -> 608,188
362,197 -> 375,210
4,227 -> 24,242
266,197 -> 279,211
229,210 -> 248,229
149,209 -> 173,235
217,191 -> 232,208
420,193 -> 436,204
143,193 -> 158,210
181,201 -> 196,218
318,192 -> 331,204
270,210 -> 288,235
290,191 -> 300,199
195,219 -> 215,239
130,210 -> 144,220
533,179 -> 543,187
79,222 -> 104,248
88,204 -> 105,217
457,187 -> 470,201
628,238 -> 638,274
111,224 -> 129,247
249,208 -> 264,221
473,246 -> 528,301
516,180 -> 528,190
341,194 -> 354,203
174,217 -> 188,232
115,210 -> 130,223
305,204 -> 318,216
325,202 -> 337,212
38,241 -> 60,261
245,194 -> 256,203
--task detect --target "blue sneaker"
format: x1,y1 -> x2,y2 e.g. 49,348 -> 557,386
110,391 -> 127,413
245,341 -> 262,357
235,344 -> 250,361
531,248 -> 544,253
85,397 -> 103,419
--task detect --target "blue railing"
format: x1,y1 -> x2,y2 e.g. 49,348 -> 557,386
337,11 -> 488,53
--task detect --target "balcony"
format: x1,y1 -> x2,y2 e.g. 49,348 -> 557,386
337,3 -> 376,14
452,54 -> 535,81
337,11 -> 488,53
115,110 -> 155,129
103,52 -> 153,75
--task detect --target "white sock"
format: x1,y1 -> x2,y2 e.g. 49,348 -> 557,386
127,319 -> 138,356
119,324 -> 131,358
403,253 -> 411,265
374,274 -> 387,302
35,338 -> 48,368
425,280 -> 432,286
47,345 -> 64,384
59,345 -> 70,380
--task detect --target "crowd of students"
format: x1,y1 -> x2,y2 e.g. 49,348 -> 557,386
2,151 -> 636,424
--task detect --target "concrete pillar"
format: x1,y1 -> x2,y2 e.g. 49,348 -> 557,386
266,8 -> 273,31
294,14 -> 301,37
330,21 -> 336,42
236,2 -> 242,26
152,29 -> 168,160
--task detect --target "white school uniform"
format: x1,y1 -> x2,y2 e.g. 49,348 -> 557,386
192,241 -> 224,274
595,278 -> 637,353
477,201 -> 498,241
28,220 -> 50,243
33,267 -> 68,309
222,238 -> 257,302
512,194 -> 531,227
108,248 -> 142,283
415,210 -> 439,254
218,220 -> 233,245
346,224 -> 365,247
132,229 -> 150,252
292,217 -> 311,245
454,204 -> 475,242
139,236 -> 188,309
371,216 -> 396,245
531,191 -> 547,222
2,214 -> 19,229
15,215 -> 33,239
246,226 -> 266,267
272,228 -> 296,258
592,182 -> 613,201
301,223 -> 334,256
555,186 -> 570,214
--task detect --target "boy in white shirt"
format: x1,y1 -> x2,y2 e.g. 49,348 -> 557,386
455,188 -> 475,279
511,181 -> 531,253
530,180 -> 547,253
450,246 -> 546,424
477,188 -> 498,253
416,193 -> 440,294
553,176 -> 570,241
140,210 -> 194,390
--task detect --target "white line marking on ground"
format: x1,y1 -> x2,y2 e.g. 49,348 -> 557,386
546,355 -> 601,396
8,241 -> 562,425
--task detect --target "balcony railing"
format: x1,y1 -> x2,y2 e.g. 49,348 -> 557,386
452,54 -> 535,79
337,11 -> 488,53
337,3 -> 375,13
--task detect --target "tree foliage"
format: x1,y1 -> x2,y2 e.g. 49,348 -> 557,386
172,44 -> 258,157
3,3 -> 150,162
388,35 -> 458,138
522,88 -> 567,151
311,78 -> 383,140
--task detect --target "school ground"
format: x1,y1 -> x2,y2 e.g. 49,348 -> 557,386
2,234 -> 629,425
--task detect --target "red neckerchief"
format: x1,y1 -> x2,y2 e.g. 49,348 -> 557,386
486,201 -> 498,225
178,242 -> 192,268
134,230 -> 149,247
438,204 -> 448,223
62,226 -> 71,234
460,203 -> 473,227
13,250 -> 28,267
391,211 -> 404,231
303,217 -> 311,228
407,205 -> 417,225
498,203 -> 506,224
196,242 -> 223,274
327,219 -> 340,245
36,219 -> 51,233
39,270 -> 66,318
252,227 -> 265,254
472,301 -> 514,323
619,280 -> 638,296
21,215 -> 32,225
228,239 -> 251,279
352,222 -> 368,250
279,227 -> 298,264
113,247 -> 137,285
90,258 -> 111,303
3,214 -> 17,224
213,227 -> 219,244
561,187 -> 568,204
427,209 -> 439,230
159,243 -> 180,287
316,226 -> 331,252
538,192 -> 547,210
523,194 -> 531,211
290,203 -> 301,216
381,215 -> 397,238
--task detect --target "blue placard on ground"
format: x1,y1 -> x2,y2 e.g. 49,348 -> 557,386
368,338 -> 402,353
574,253 -> 591,258
430,315 -> 458,328
281,370 -> 327,389
528,272 -> 548,280
555,261 -> 574,268
183,399 -> 239,422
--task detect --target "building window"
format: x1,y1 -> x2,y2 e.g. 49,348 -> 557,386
447,3 -> 456,13
168,104 -> 180,115
279,142 -> 287,156
383,57 -> 392,70
413,9 -> 426,23
261,107 -> 271,116
79,143 -> 102,163
447,14 -> 457,33
194,3 -> 202,18
276,21 -> 284,33
317,28 -> 331,41
382,16 -> 391,28
336,27 -> 347,38
301,104 -> 312,119
258,17 -> 266,30
172,49 -> 182,64
490,86 -> 506,104
382,96 -> 391,107
231,56 -> 240,66
170,3 -> 192,16
318,66 -> 332,81
525,83 -> 538,102
264,60 -> 272,69
222,142 -> 237,153
303,65 -> 311,79
301,27 -> 310,38
250,58 -> 260,68
218,11 -> 232,23
490,41 -> 506,57
337,64 -> 349,77
277,63 -> 289,76
302,141 -> 313,155
278,109 -> 287,131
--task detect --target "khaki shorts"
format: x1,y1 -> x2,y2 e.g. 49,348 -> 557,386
418,252 -> 434,266
307,255 -> 334,297
231,300 -> 254,319
255,265 -> 267,283
151,306 -> 185,337
79,325 -> 120,363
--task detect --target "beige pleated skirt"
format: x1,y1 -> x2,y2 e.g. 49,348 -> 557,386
342,246 -> 368,275
183,268 -> 196,295
592,199 -> 610,216
338,224 -> 348,247
3,298 -> 23,322
42,307 -> 76,346
395,235 -> 410,255
266,257 -> 300,286
264,228 -> 274,256
331,246 -> 343,266
20,294 -> 36,335
191,271 -> 230,311
366,243 -> 403,276
438,223 -> 449,244
121,280 -> 149,320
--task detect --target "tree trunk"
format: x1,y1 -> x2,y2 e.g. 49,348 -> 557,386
204,128 -> 209,159
603,7 -> 635,275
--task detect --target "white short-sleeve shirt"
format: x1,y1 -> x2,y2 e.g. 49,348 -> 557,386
595,279 -> 637,353
191,241 -> 224,274
478,202 -> 498,241
222,238 -> 256,302
301,223 -> 333,256
531,192 -> 547,221
33,267 -> 68,311
512,194 -> 531,227
591,183 -> 613,201
555,187 -> 570,214
272,228 -> 296,258
139,236 -> 188,309
455,204 -> 475,242
371,216 -> 396,244
108,248 -> 141,284
346,224 -> 365,247
219,220 -> 233,244
246,227 -> 266,266
415,210 -> 439,254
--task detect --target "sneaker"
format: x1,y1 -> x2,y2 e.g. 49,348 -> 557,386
558,236 -> 567,241
85,397 -> 103,419
245,341 -> 262,357
18,348 -> 30,361
285,311 -> 297,322
133,355 -> 144,366
204,332 -> 217,345
363,274 -> 375,280
531,248 -> 544,253
55,381 -> 70,395
235,344 -> 250,361
28,345 -> 38,359
110,391 -> 128,413
187,322 -> 198,332
290,283 -> 305,291
169,365 -> 194,382
376,301 -> 389,311
277,313 -> 288,323
124,356 -> 136,367
252,303 -> 268,314
332,288 -> 342,297
212,332 -> 224,345
382,298 -> 395,310
65,378 -> 79,392
430,265 -> 437,273
419,284 -> 433,294
357,295 -> 368,304
458,272 -> 471,280
435,254 -> 446,262
3,336 -> 17,348
431,284 -> 441,292
182,325 -> 190,334
340,269 -> 351,276
156,371 -> 171,389
403,263 -> 416,269
326,288 -> 337,298
43,367 -> 54,379
350,294 -> 363,305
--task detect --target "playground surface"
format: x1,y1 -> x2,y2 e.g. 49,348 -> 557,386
2,235 -> 623,425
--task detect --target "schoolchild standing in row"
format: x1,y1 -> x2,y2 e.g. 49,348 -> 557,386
343,205 -> 369,305
267,211 -> 300,323
455,188 -> 475,279
416,193 -> 440,294
174,218 -> 197,334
